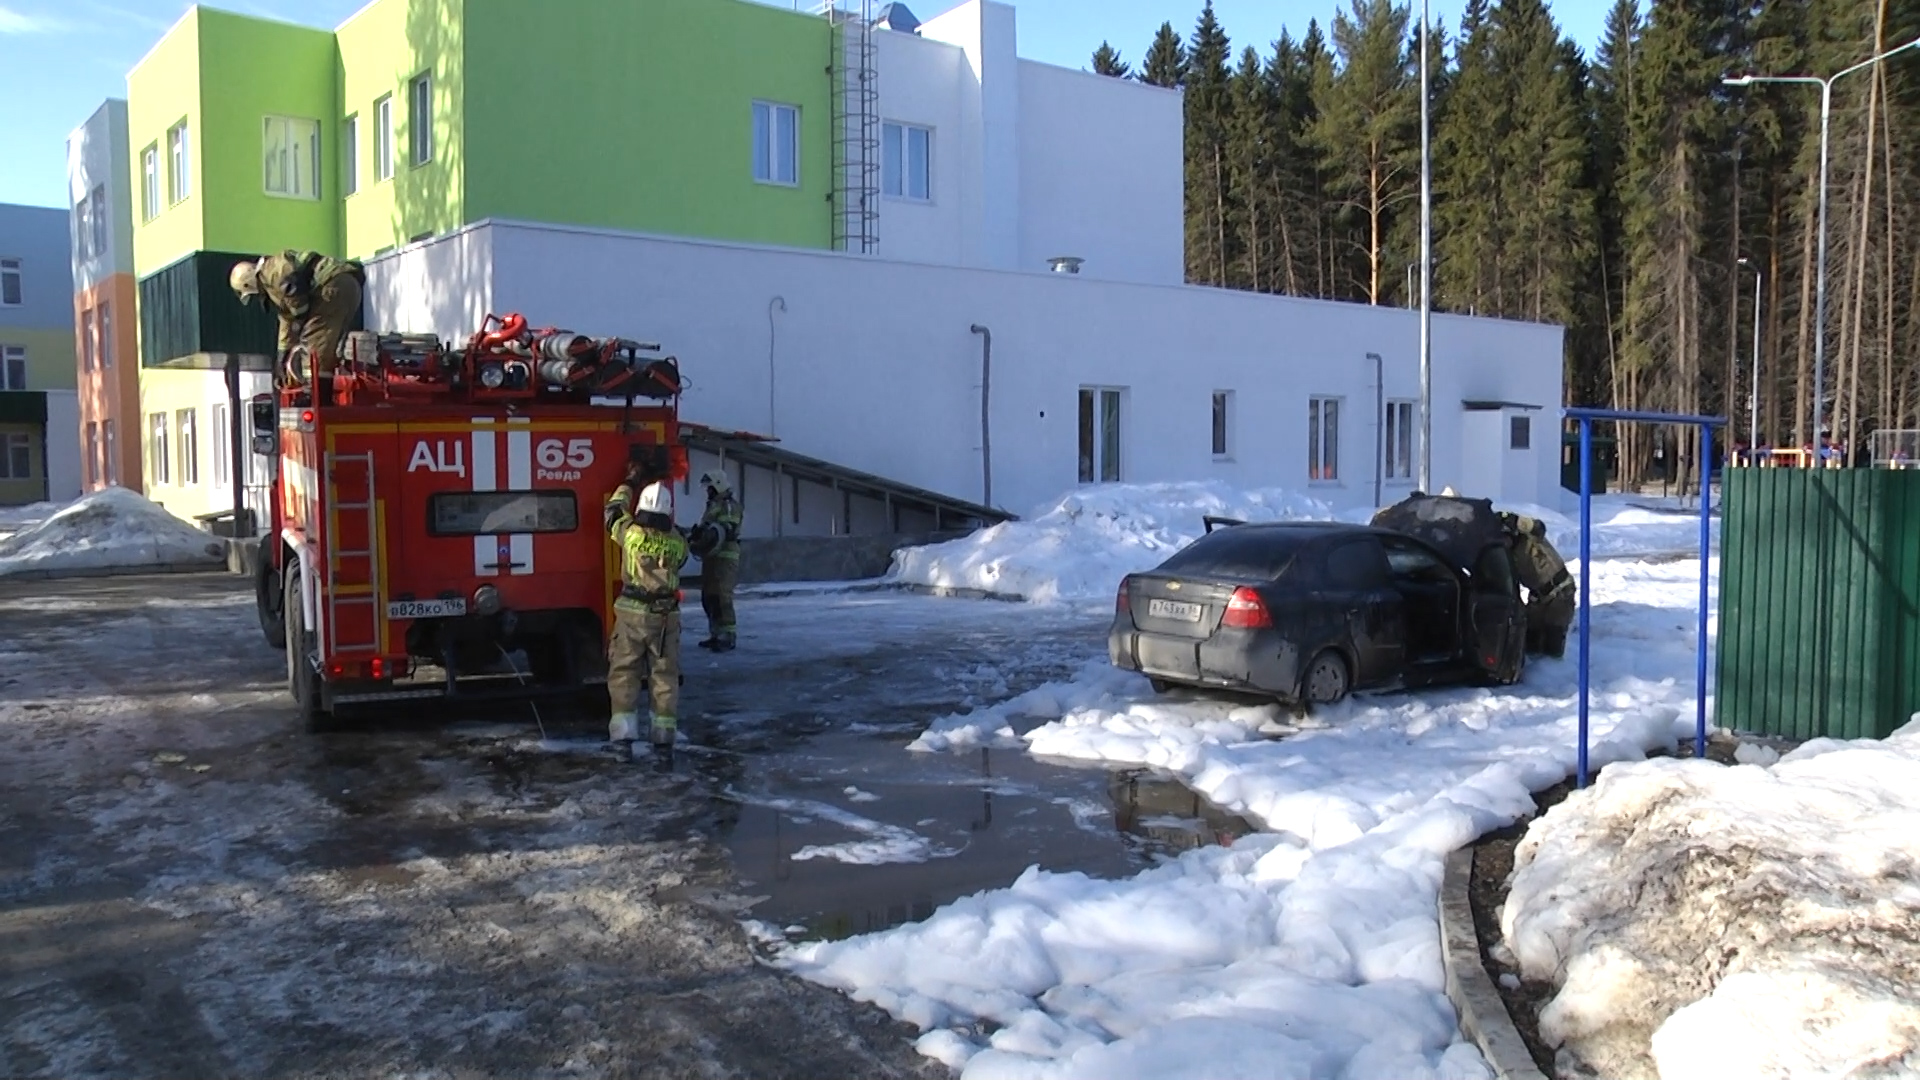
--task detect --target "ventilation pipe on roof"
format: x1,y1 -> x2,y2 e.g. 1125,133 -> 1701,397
1047,256 -> 1084,275
972,324 -> 992,509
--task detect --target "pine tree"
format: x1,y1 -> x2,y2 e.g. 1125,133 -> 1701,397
1142,22 -> 1189,88
1308,0 -> 1419,304
1092,41 -> 1132,78
1434,0 -> 1502,314
1185,2 -> 1237,286
1227,45 -> 1281,291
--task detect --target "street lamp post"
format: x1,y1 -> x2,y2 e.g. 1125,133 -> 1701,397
1417,0 -> 1433,492
1738,257 -> 1761,452
1725,37 -> 1920,466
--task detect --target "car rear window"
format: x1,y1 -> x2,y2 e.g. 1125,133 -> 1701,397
1158,527 -> 1307,581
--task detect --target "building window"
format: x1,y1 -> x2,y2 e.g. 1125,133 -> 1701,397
141,144 -> 160,221
0,433 -> 30,481
80,306 -> 95,371
149,412 -> 170,485
343,113 -> 359,195
1078,386 -> 1124,483
375,95 -> 394,181
752,101 -> 799,186
86,422 -> 99,487
264,116 -> 321,199
882,121 -> 931,201
1,346 -> 23,389
1309,396 -> 1341,482
1510,415 -> 1532,450
90,183 -> 107,257
74,191 -> 93,262
1385,399 -> 1415,481
103,419 -> 117,485
167,121 -> 190,204
1211,390 -> 1233,459
212,402 -> 230,487
98,303 -> 112,368
177,408 -> 199,485
410,72 -> 433,165
0,259 -> 19,306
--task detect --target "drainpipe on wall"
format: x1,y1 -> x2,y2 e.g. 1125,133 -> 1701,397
768,296 -> 786,537
225,355 -> 245,533
971,324 -> 992,509
1368,352 -> 1384,508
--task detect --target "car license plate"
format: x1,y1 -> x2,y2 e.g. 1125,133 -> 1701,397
1148,598 -> 1202,622
387,598 -> 467,620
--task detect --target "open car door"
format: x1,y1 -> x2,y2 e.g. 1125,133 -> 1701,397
1465,543 -> 1527,683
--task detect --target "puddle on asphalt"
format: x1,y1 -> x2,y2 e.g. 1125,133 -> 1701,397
698,728 -> 1260,942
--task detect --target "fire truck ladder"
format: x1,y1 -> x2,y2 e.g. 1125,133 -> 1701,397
325,451 -> 382,655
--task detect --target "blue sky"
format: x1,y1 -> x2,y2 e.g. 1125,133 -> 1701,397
0,0 -> 1614,210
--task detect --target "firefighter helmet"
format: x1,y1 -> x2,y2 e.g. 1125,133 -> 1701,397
230,260 -> 262,303
700,469 -> 731,495
636,482 -> 671,516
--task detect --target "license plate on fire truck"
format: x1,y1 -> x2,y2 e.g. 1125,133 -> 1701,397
387,598 -> 468,619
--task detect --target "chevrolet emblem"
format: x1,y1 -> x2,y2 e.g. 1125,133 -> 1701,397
1167,581 -> 1181,591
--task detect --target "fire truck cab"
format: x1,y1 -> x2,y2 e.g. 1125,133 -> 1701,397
250,313 -> 688,730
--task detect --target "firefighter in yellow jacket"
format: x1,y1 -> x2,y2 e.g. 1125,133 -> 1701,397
692,469 -> 743,651
229,250 -> 365,386
1501,511 -> 1576,658
605,471 -> 688,754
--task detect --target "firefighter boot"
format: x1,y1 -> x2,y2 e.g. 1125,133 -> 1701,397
650,716 -> 676,771
713,631 -> 736,653
608,711 -> 640,745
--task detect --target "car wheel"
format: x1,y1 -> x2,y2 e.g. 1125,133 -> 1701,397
1302,650 -> 1350,706
1148,678 -> 1173,694
256,555 -> 286,650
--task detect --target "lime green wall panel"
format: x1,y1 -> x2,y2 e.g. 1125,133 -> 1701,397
128,10 -> 206,278
339,0 -> 465,258
0,328 -> 78,391
194,10 -> 341,259
463,0 -> 832,249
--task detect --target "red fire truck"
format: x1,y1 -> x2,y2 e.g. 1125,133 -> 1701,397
248,313 -> 689,730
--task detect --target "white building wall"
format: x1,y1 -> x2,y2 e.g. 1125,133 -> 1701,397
1015,62 -> 1184,286
873,2 -> 1182,286
43,390 -> 82,501
366,221 -> 1563,528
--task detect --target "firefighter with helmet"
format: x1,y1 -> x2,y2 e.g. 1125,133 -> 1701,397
1500,511 -> 1576,658
690,468 -> 743,651
229,250 -> 366,387
605,467 -> 689,757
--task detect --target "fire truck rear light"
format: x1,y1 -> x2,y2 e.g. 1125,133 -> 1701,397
327,660 -> 347,678
370,658 -> 385,680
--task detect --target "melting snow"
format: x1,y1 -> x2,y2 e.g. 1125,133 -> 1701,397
0,488 -> 227,578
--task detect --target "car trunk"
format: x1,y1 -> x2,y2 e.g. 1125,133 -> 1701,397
1125,574 -> 1243,640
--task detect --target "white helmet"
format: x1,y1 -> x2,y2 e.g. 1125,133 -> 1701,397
635,482 -> 672,516
229,259 -> 261,302
701,469 -> 731,494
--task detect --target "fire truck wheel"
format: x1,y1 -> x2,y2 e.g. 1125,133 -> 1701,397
283,562 -> 335,733
256,556 -> 286,650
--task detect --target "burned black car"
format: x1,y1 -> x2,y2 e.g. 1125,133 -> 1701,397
1107,505 -> 1527,709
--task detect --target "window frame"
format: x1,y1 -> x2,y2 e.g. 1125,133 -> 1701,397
1078,385 -> 1125,484
343,113 -> 360,196
374,94 -> 395,182
86,422 -> 100,488
1308,395 -> 1342,484
751,100 -> 800,187
1211,390 -> 1234,460
0,433 -> 30,482
1384,398 -> 1415,482
1510,415 -> 1532,451
177,408 -> 199,486
80,305 -> 95,372
166,120 -> 190,205
149,412 -> 170,486
98,303 -> 112,369
211,402 -> 230,488
0,345 -> 24,390
102,419 -> 117,486
409,71 -> 433,166
262,115 -> 322,201
89,183 -> 107,257
0,258 -> 20,307
141,143 -> 160,221
881,120 -> 932,202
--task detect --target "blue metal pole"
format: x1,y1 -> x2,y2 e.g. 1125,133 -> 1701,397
1696,424 -> 1713,758
1578,417 -> 1593,788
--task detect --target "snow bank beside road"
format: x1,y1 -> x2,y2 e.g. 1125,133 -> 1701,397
783,557 -> 1710,1078
1501,721 -> 1920,1080
889,483 -> 1716,604
0,489 -> 227,579
887,482 -> 1335,603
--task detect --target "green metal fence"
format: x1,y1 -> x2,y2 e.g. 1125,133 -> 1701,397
1717,467 -> 1920,740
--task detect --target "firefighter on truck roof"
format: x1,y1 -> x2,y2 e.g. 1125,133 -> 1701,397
691,469 -> 743,652
605,466 -> 689,760
229,250 -> 366,386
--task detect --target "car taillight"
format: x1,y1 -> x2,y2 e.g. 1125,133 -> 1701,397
1116,576 -> 1131,614
1222,587 -> 1272,629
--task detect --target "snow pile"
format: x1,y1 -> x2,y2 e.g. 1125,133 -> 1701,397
781,557 -> 1710,1078
1487,498 -> 1719,561
888,482 -> 1336,603
1500,721 -> 1920,1080
0,488 -> 227,578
